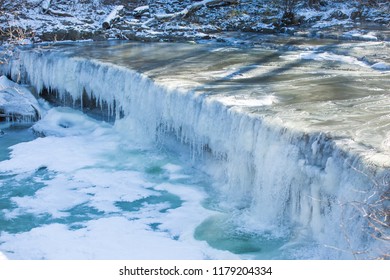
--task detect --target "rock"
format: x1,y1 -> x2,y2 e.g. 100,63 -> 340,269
40,29 -> 94,41
82,18 -> 95,24
281,11 -> 299,26
304,15 -> 323,23
330,10 -> 349,20
350,10 -> 362,20
92,31 -> 107,41
0,76 -> 41,122
133,5 -> 150,18
67,29 -> 83,41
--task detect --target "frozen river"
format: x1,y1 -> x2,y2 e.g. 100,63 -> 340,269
0,36 -> 389,259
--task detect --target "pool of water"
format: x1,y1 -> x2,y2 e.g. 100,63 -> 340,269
0,108 -> 230,259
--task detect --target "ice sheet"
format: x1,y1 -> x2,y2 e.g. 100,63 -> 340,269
0,107 -> 235,259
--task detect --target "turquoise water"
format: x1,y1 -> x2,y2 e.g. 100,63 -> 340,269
195,214 -> 289,258
0,108 -> 263,259
0,123 -> 36,161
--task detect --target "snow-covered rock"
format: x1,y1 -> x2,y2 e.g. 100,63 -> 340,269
133,5 -> 150,18
343,30 -> 378,41
0,76 -> 41,122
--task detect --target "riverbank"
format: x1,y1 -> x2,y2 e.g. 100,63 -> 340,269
0,1 -> 389,45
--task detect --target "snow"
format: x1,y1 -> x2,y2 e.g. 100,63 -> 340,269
0,75 -> 41,121
102,5 -> 124,29
0,107 -> 237,259
41,0 -> 51,11
134,6 -> 149,13
1,0 -> 389,43
312,18 -> 351,29
32,107 -> 105,137
0,218 -> 211,259
343,30 -> 378,41
0,0 -> 112,42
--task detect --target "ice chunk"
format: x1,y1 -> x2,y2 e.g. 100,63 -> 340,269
371,62 -> 390,71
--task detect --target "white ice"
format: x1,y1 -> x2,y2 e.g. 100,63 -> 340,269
298,51 -> 368,68
0,75 -> 41,120
0,107 -> 236,260
371,62 -> 390,71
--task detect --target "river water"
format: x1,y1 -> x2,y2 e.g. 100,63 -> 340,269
0,36 -> 389,259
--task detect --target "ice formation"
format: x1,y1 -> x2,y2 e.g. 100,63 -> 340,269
2,43 -> 389,259
0,76 -> 41,122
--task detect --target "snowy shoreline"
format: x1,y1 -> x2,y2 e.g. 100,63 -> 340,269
0,0 -> 389,45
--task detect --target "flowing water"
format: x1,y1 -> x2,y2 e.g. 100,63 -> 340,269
0,36 -> 389,259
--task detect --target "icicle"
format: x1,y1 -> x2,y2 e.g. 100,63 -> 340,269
8,47 -> 390,259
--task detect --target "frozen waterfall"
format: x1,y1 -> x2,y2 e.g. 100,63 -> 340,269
3,41 -> 389,259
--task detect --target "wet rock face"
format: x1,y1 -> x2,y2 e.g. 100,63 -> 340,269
40,29 -> 95,41
330,10 -> 349,20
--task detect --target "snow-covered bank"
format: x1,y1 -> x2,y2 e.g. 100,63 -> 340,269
0,1 -> 389,44
3,42 -> 389,259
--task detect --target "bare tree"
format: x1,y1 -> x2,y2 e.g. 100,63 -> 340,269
0,3 -> 34,65
343,164 -> 390,259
